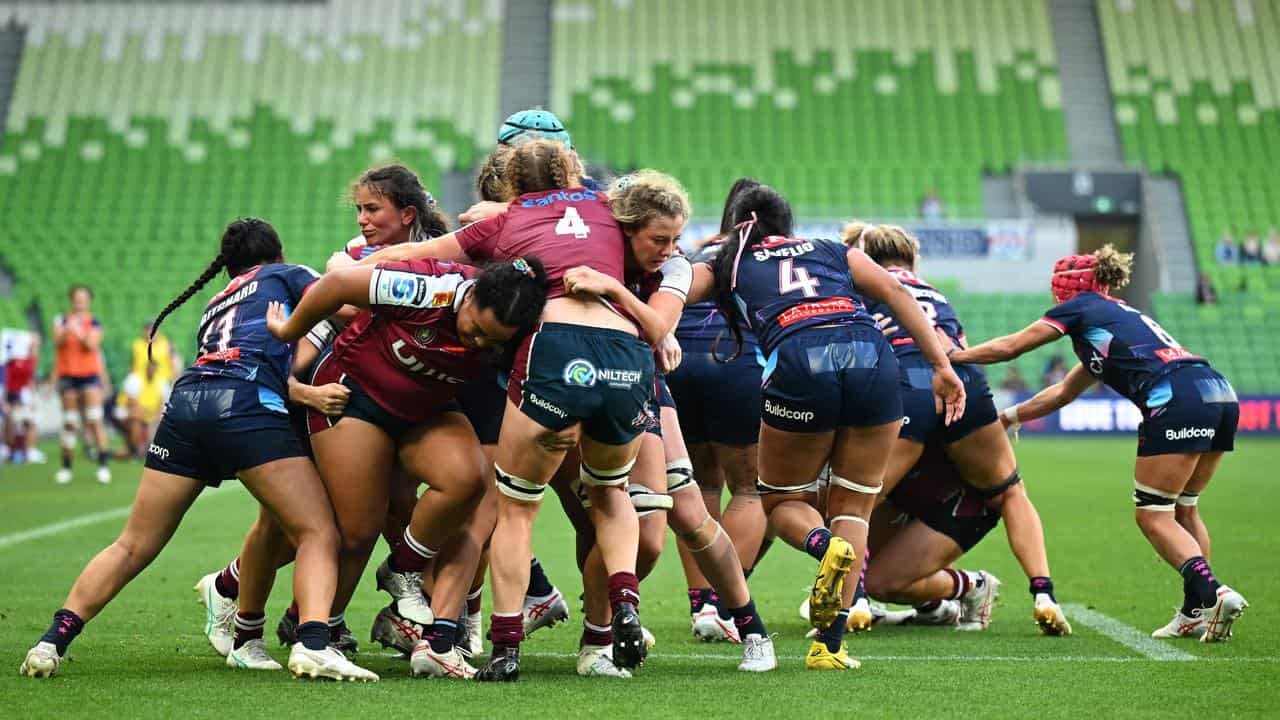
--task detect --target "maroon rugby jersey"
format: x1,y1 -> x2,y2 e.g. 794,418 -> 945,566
330,259 -> 483,422
456,187 -> 626,299
888,444 -> 993,522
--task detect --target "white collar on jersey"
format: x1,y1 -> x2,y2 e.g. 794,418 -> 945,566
452,279 -> 476,313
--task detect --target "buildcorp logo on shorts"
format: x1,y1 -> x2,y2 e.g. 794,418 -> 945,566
764,399 -> 814,423
1166,427 -> 1214,441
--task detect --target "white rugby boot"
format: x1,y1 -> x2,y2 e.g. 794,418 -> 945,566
957,571 -> 1000,631
1033,596 -> 1073,636
374,558 -> 434,626
287,643 -> 378,682
1200,586 -> 1248,643
691,604 -> 740,643
410,640 -> 477,679
194,571 -> 236,657
737,634 -> 777,672
1151,609 -> 1207,639
19,642 -> 61,678
55,467 -> 72,485
522,587 -> 570,636
576,644 -> 631,678
226,639 -> 282,670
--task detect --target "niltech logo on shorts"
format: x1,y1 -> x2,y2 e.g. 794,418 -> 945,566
563,358 -> 598,387
1166,427 -> 1214,441
764,399 -> 815,423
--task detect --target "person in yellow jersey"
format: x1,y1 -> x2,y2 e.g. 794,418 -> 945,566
117,357 -> 172,460
52,285 -> 111,484
131,321 -> 177,384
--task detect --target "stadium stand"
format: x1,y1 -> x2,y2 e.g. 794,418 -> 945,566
1098,0 -> 1280,289
551,0 -> 1068,218
0,1 -> 502,374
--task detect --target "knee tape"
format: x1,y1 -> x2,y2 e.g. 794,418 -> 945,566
1134,481 -> 1177,511
755,476 -> 819,495
580,458 -> 635,488
829,514 -> 869,529
60,429 -> 78,450
62,410 -> 81,429
665,458 -> 695,494
685,516 -> 725,553
974,468 -> 1023,500
1176,491 -> 1200,507
494,464 -> 545,503
829,473 -> 881,495
83,405 -> 105,422
629,483 -> 674,516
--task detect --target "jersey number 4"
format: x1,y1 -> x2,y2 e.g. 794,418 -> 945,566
556,206 -> 591,239
778,259 -> 820,297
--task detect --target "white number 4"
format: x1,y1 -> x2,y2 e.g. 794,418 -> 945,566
555,206 -> 590,239
779,259 -> 820,297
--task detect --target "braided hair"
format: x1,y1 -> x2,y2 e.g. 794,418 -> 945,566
708,185 -> 793,361
149,218 -> 283,359
500,139 -> 580,199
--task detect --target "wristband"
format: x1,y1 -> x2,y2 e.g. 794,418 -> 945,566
1002,406 -> 1020,424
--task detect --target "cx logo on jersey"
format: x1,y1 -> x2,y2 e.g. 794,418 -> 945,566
563,358 -> 597,387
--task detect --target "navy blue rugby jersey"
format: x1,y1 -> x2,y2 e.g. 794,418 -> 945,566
180,263 -> 319,412
730,236 -> 872,354
1040,291 -> 1206,403
865,268 -> 964,359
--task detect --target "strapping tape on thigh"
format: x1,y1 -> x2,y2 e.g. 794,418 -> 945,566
580,458 -> 635,487
1134,480 -> 1177,511
1176,491 -> 1200,507
829,514 -> 869,528
755,477 -> 819,495
829,473 -> 880,495
666,458 -> 695,493
629,483 -> 674,515
495,463 -> 545,503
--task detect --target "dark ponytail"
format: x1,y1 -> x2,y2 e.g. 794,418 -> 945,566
471,256 -> 551,334
709,184 -> 793,362
149,218 -> 283,359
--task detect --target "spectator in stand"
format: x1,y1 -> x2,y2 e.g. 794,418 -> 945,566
1214,230 -> 1236,264
1041,354 -> 1068,388
1240,229 -> 1262,264
1263,227 -> 1280,266
1195,272 -> 1217,305
919,189 -> 944,220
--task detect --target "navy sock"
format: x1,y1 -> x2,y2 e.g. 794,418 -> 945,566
687,587 -> 710,615
821,609 -> 850,653
803,527 -> 832,562
1030,576 -> 1056,602
729,599 -> 767,638
709,590 -> 731,620
296,621 -> 329,651
426,619 -> 458,653
40,609 -> 84,656
527,557 -> 554,598
98,450 -> 109,466
1179,556 -> 1221,610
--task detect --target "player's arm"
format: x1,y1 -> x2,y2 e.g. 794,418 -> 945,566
266,266 -> 377,343
285,323 -> 350,416
81,322 -> 102,352
352,233 -> 471,267
561,266 -> 672,345
848,248 -> 966,423
949,320 -> 1060,365
684,263 -> 715,306
1001,362 -> 1094,427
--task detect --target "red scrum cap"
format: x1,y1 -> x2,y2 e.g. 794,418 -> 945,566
1050,254 -> 1103,303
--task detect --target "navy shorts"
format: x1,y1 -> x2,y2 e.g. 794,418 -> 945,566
665,339 -> 763,446
897,360 -> 998,445
1137,365 -> 1238,457
145,377 -> 306,487
642,374 -> 675,437
458,366 -> 508,445
760,324 -> 902,433
891,496 -> 1000,553
57,374 -> 101,393
509,322 -> 656,445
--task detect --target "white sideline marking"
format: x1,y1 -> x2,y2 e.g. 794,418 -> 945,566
0,486 -> 240,549
1063,604 -> 1197,661
521,651 -> 1277,664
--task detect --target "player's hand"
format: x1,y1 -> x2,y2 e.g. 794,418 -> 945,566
563,266 -> 613,297
932,365 -> 967,425
873,312 -> 898,338
656,333 -> 683,373
459,201 -> 510,225
310,382 -> 351,416
327,251 -> 357,273
265,301 -> 290,340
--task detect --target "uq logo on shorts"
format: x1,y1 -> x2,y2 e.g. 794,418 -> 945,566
563,358 -> 598,387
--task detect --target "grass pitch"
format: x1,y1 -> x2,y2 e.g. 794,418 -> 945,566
1,438 -> 1278,718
